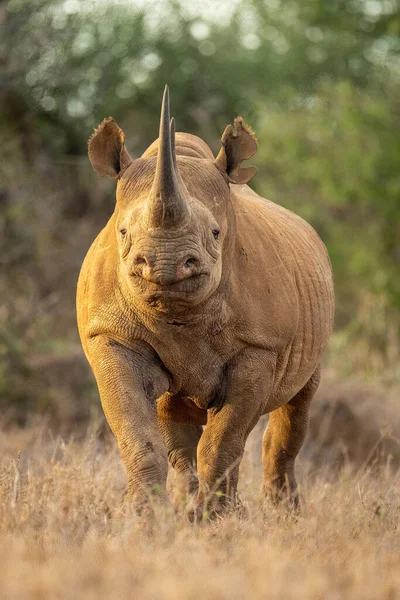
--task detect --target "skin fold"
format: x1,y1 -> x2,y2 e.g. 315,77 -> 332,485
76,86 -> 334,519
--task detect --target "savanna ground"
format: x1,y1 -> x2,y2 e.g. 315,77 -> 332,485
1,373 -> 400,600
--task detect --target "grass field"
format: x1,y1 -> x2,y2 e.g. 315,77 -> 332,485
1,378 -> 400,600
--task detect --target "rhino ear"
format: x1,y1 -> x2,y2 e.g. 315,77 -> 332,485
215,117 -> 258,184
88,117 -> 133,179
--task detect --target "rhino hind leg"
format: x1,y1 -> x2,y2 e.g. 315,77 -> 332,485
262,366 -> 321,508
159,420 -> 203,513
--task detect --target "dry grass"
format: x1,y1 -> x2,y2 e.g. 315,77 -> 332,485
1,405 -> 400,600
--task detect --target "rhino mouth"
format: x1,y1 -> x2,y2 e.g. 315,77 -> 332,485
133,272 -> 209,296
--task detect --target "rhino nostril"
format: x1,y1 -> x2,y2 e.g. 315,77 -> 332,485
184,257 -> 199,269
131,255 -> 149,277
135,255 -> 148,266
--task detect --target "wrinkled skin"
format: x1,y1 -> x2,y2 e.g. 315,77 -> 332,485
77,87 -> 334,519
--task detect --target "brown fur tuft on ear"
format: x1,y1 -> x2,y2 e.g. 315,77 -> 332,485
234,116 -> 257,141
215,116 -> 258,184
88,117 -> 133,179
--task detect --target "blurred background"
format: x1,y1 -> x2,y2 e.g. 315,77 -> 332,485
0,0 -> 399,446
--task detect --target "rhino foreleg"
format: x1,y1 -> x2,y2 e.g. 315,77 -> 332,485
262,366 -> 321,508
159,420 -> 202,513
194,351 -> 275,521
88,337 -> 170,515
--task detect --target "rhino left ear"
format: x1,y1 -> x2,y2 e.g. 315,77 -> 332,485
215,117 -> 258,184
88,117 -> 133,179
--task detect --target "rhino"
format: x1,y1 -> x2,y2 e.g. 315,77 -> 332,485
77,86 -> 334,519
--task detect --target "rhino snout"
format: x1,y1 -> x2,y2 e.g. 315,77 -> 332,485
130,253 -> 202,286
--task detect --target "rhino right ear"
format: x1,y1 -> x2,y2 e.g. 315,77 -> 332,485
215,117 -> 258,184
88,117 -> 133,179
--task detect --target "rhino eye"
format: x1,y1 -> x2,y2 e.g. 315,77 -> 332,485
120,228 -> 127,236
212,229 -> 220,240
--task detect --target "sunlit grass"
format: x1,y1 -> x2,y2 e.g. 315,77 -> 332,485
1,418 -> 399,599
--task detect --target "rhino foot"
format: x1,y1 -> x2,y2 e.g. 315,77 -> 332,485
262,483 -> 303,514
187,493 -> 248,524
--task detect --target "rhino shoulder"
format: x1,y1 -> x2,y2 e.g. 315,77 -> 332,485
76,216 -> 125,348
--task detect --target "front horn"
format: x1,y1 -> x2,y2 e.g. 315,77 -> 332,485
143,85 -> 190,229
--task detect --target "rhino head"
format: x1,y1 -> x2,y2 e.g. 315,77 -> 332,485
88,86 -> 257,314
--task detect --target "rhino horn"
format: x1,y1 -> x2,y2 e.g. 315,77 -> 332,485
144,86 -> 190,229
